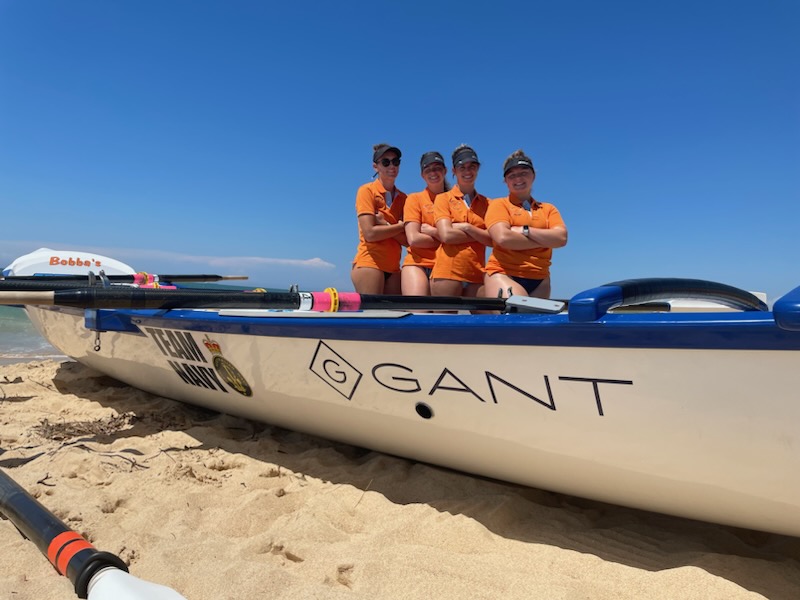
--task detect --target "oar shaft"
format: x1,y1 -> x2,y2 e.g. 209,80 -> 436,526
3,274 -> 248,283
139,274 -> 248,282
0,288 -> 508,311
358,294 -> 505,311
0,469 -> 128,598
0,280 -> 137,291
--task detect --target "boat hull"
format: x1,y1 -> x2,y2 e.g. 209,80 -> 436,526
26,305 -> 800,536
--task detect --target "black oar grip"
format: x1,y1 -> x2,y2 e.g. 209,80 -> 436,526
0,470 -> 128,598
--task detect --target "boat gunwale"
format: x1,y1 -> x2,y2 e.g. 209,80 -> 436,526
33,306 -> 800,351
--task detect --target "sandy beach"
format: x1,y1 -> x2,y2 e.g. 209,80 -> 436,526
1,359 -> 798,599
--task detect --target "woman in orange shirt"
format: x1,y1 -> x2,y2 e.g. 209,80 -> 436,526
401,151 -> 449,295
351,143 -> 407,294
484,149 -> 568,299
430,144 -> 492,297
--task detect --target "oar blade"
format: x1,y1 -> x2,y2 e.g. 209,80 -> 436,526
88,568 -> 188,600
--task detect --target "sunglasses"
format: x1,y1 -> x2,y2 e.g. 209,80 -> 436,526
379,158 -> 401,167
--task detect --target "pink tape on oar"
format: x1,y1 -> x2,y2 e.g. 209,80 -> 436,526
309,291 -> 331,311
337,293 -> 362,311
132,272 -> 155,285
309,289 -> 362,312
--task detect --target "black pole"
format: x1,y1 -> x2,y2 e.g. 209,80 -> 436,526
0,280 -> 147,291
358,293 -> 506,311
0,469 -> 128,599
40,288 -> 508,311
3,274 -> 244,283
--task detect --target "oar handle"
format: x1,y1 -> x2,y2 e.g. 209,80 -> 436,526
0,469 -> 187,599
0,469 -> 126,597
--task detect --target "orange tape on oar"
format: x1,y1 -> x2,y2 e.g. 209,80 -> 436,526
47,530 -> 95,575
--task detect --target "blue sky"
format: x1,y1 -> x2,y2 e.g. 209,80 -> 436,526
1,1 -> 798,303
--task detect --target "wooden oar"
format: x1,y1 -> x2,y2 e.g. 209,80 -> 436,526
0,287 -> 566,313
0,468 -> 187,599
2,273 -> 248,283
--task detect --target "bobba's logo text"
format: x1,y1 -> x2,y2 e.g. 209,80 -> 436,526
49,256 -> 102,267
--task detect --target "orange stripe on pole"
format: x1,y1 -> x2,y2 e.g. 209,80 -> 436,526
46,531 -> 95,575
47,531 -> 82,567
56,539 -> 94,576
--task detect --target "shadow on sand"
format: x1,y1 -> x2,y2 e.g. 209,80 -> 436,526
39,361 -> 800,600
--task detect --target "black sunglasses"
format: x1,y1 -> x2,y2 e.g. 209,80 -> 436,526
379,158 -> 401,167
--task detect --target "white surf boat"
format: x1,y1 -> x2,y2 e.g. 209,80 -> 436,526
5,248 -> 800,536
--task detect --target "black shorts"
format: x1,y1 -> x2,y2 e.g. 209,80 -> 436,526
402,265 -> 432,278
510,275 -> 544,294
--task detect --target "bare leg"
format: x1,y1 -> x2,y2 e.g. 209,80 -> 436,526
351,267 -> 385,294
532,276 -> 551,299
463,282 -> 483,298
484,273 -> 526,298
401,266 -> 431,296
384,271 -> 402,295
430,278 -> 465,297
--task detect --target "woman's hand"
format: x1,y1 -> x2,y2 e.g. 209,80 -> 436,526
420,223 -> 440,240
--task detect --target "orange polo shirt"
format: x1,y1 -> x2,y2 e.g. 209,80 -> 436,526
430,186 -> 489,283
402,189 -> 439,268
352,179 -> 407,272
485,196 -> 565,279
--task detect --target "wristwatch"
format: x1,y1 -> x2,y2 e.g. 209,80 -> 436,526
522,225 -> 530,238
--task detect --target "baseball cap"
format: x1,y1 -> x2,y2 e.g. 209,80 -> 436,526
503,155 -> 535,177
420,151 -> 445,171
373,144 -> 402,163
452,146 -> 480,166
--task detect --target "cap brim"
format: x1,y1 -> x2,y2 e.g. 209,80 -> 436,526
421,159 -> 445,169
375,146 -> 402,161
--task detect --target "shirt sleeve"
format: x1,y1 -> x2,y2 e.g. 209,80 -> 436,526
433,193 -> 451,224
484,198 -> 510,229
355,184 -> 378,217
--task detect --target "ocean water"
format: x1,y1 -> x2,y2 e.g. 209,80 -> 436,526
0,306 -> 65,365
0,283 -> 259,366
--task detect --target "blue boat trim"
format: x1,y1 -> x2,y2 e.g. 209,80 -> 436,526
63,304 -> 800,351
773,285 -> 800,332
569,278 -> 768,322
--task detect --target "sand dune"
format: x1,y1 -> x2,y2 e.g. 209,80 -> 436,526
1,360 -> 799,599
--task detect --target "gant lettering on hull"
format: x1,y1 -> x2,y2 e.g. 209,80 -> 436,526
144,330 -> 633,417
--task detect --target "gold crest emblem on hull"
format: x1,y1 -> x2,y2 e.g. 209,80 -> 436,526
203,336 -> 253,397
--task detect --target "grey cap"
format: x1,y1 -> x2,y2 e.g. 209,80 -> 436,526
420,151 -> 445,170
373,144 -> 402,163
503,155 -> 535,177
453,146 -> 479,166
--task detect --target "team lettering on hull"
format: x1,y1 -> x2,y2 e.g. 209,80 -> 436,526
145,327 -> 252,397
310,341 -> 632,417
166,360 -> 228,391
